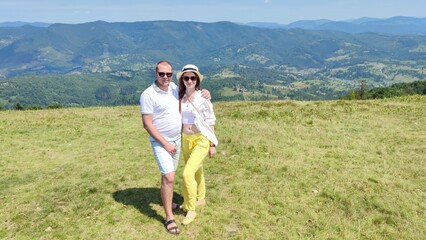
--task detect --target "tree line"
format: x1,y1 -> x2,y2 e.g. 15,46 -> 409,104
2,78 -> 425,111
340,80 -> 426,100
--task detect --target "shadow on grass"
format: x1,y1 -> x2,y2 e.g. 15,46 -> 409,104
112,187 -> 183,223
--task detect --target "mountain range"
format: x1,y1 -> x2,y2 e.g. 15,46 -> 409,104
3,16 -> 426,35
0,17 -> 426,108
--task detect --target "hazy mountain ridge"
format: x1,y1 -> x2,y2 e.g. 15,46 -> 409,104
246,16 -> 426,35
0,21 -> 51,27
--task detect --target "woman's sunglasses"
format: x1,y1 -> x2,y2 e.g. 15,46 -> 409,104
183,76 -> 197,81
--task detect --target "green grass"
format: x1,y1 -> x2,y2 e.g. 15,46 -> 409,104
1,96 -> 425,239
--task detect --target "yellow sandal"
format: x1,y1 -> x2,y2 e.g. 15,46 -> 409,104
182,211 -> 197,225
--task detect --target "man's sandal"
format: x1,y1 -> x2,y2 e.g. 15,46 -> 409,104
164,219 -> 180,234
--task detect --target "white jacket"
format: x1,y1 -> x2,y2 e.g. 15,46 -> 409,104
186,91 -> 218,146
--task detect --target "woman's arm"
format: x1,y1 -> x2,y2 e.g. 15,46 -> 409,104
208,125 -> 216,158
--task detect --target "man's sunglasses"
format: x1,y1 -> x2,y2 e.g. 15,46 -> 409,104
183,76 -> 197,81
158,72 -> 173,77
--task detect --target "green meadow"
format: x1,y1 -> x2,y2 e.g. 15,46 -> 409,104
1,96 -> 425,239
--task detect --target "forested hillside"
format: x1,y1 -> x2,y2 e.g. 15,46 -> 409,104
1,20 -> 426,109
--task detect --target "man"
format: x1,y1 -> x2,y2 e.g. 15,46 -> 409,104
139,60 -> 209,234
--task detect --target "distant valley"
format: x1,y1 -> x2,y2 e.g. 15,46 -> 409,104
0,17 -> 425,108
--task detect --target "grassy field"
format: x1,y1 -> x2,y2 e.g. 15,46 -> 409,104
1,96 -> 425,239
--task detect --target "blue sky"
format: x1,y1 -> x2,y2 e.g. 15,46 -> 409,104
0,0 -> 425,24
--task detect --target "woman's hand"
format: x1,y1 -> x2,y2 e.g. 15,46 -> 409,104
208,146 -> 216,158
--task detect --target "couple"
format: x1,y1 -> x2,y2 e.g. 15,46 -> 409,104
139,60 -> 218,234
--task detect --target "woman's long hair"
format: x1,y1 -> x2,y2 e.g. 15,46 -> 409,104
178,73 -> 201,112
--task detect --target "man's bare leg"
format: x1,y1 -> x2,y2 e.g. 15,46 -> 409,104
161,172 -> 179,233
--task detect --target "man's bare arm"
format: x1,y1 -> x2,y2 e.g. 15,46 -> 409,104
142,114 -> 176,154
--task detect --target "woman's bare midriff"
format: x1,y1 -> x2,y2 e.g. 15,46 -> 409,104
182,124 -> 200,134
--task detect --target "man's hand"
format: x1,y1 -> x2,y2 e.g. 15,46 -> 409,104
163,142 -> 177,155
201,89 -> 211,100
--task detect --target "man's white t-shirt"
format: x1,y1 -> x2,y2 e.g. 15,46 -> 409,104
140,81 -> 182,142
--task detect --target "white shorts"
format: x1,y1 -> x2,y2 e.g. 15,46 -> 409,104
150,139 -> 181,175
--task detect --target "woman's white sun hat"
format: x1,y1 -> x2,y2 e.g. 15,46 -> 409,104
176,64 -> 204,82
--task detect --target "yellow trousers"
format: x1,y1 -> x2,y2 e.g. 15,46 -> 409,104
181,132 -> 209,211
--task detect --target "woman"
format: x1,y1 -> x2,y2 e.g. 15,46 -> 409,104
177,64 -> 218,225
